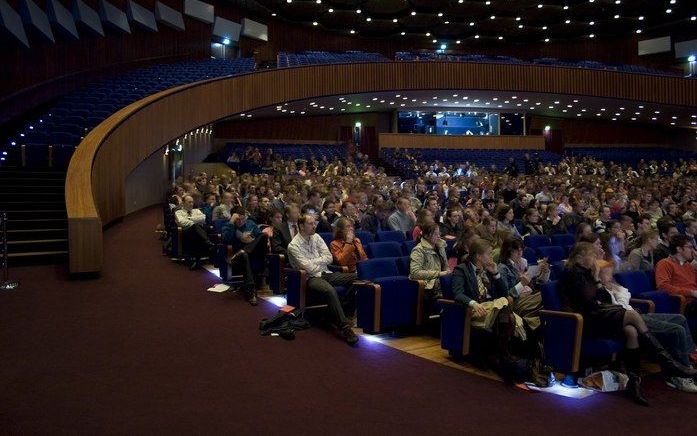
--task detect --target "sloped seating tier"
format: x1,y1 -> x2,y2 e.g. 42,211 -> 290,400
12,58 -> 256,153
278,51 -> 389,67
565,147 -> 697,169
395,52 -> 686,78
223,142 -> 346,169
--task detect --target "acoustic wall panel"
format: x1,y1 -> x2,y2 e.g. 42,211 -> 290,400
241,17 -> 267,42
155,1 -> 183,31
126,0 -> 156,31
73,0 -> 104,36
638,37 -> 671,56
184,0 -> 213,24
0,0 -> 29,47
19,0 -> 55,42
99,0 -> 130,34
675,39 -> 697,59
212,16 -> 240,42
47,0 -> 78,39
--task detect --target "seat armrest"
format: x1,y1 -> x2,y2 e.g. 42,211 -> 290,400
176,226 -> 183,257
638,290 -> 685,314
438,298 -> 473,356
284,268 -> 308,308
355,282 -> 382,333
629,298 -> 655,314
540,309 -> 584,374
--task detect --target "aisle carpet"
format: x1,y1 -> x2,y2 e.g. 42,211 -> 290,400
1,206 -> 695,434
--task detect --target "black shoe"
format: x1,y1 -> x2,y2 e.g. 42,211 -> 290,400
626,373 -> 649,407
249,294 -> 258,306
341,326 -> 359,346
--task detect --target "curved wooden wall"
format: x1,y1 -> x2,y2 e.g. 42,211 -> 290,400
66,62 -> 697,273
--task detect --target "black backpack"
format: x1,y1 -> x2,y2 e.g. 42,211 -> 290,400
259,308 -> 311,340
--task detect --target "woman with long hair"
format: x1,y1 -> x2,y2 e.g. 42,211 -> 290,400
329,217 -> 368,273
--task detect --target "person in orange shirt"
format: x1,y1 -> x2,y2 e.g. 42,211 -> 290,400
330,217 -> 368,273
655,234 -> 697,317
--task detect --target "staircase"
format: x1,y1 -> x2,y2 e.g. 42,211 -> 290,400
0,165 -> 68,266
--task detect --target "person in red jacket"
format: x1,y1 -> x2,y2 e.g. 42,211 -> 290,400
330,217 -> 368,273
655,234 -> 697,318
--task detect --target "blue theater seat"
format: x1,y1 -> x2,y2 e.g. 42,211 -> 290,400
355,231 -> 374,244
551,234 -> 575,247
536,246 -> 566,262
614,270 -> 682,314
402,240 -> 416,255
366,241 -> 403,259
439,274 -> 474,358
524,235 -> 552,249
377,230 -> 407,243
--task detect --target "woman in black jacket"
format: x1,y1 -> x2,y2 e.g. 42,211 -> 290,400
560,242 -> 696,405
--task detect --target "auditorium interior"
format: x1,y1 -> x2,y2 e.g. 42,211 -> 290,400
2,0 -> 697,433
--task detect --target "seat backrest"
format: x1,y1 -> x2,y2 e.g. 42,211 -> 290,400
355,231 -> 374,244
551,233 -> 575,247
377,230 -> 406,243
523,247 -> 538,265
536,246 -> 565,262
614,271 -> 652,296
402,240 -> 416,255
317,232 -> 334,247
440,274 -> 453,299
367,241 -> 403,259
539,280 -> 562,311
213,219 -> 227,234
396,256 -> 411,276
357,257 -> 400,280
525,234 -> 552,249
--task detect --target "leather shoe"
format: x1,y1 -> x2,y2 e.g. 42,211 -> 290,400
341,326 -> 359,346
248,294 -> 258,306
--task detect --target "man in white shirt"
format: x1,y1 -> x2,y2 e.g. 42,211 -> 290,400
174,195 -> 214,270
287,214 -> 359,345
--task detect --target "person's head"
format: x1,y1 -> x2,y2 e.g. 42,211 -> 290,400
222,192 -> 234,206
247,195 -> 259,211
524,208 -> 540,224
600,206 -> 612,221
606,220 -> 621,236
619,215 -> 634,231
636,214 -> 652,233
495,205 -> 514,224
426,197 -> 439,214
308,190 -> 322,206
259,196 -> 270,210
638,229 -> 659,250
669,234 -> 694,262
420,221 -> 441,246
182,195 -> 194,211
657,219 -> 678,242
269,208 -> 283,226
323,200 -> 336,216
597,259 -> 616,285
567,242 -> 598,269
341,201 -> 358,219
298,214 -> 317,236
204,193 -> 217,206
667,202 -> 679,216
578,233 -> 604,257
468,239 -> 494,267
397,197 -> 411,213
685,218 -> 697,236
499,237 -> 525,264
575,222 -> 593,240
333,217 -> 355,241
446,207 -> 463,224
285,203 -> 300,223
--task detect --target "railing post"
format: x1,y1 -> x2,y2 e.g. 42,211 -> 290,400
0,211 -> 20,290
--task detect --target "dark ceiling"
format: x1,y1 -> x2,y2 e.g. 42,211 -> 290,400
236,0 -> 697,44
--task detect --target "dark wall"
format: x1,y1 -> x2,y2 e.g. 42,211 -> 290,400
214,112 -> 391,142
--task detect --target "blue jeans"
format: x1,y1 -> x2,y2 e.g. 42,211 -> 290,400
642,313 -> 696,366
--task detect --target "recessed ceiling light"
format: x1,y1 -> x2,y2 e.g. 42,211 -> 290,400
469,22 -> 475,26
542,26 -> 548,30
438,12 -> 443,17
271,13 -> 276,16
636,29 -> 642,33
312,21 -> 318,26
538,4 -> 543,8
516,17 -> 521,21
544,38 -> 550,42
401,31 -> 406,35
498,36 -> 503,40
565,20 -> 571,24
638,16 -> 644,21
490,15 -> 496,20
589,34 -> 594,38
366,17 -> 371,22
356,9 -> 361,14
456,40 -> 461,44
519,25 -> 524,28
350,29 -> 355,34
411,11 -> 416,16
614,15 -> 620,19
393,18 -> 398,23
475,34 -> 480,38
328,8 -> 333,13
426,32 -> 431,36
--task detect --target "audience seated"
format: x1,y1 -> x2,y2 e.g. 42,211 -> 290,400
222,207 -> 269,287
655,235 -> 697,318
409,222 -> 450,300
627,230 -> 658,271
388,198 -> 416,233
287,214 -> 359,345
654,219 -> 679,265
271,204 -> 300,256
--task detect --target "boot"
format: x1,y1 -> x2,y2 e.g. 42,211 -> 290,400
624,348 -> 649,406
494,307 -> 518,384
245,286 -> 258,306
640,331 -> 697,378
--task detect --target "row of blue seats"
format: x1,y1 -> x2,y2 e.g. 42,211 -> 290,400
565,148 -> 697,165
8,59 -> 255,149
278,51 -> 389,67
394,52 -> 685,77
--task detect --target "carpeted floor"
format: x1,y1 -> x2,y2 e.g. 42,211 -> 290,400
1,206 -> 695,434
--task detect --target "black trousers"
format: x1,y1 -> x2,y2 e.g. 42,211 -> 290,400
242,234 -> 269,285
228,251 -> 255,292
181,224 -> 210,258
307,272 -> 357,329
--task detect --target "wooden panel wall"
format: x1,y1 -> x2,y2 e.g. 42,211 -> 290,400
379,134 -> 544,150
66,62 -> 697,273
213,112 -> 391,142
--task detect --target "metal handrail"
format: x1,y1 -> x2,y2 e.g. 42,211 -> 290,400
1,211 -> 20,290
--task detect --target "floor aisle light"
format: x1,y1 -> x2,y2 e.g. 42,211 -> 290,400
1,212 -> 20,290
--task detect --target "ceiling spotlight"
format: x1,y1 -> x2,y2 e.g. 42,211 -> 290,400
366,17 -> 371,21
638,16 -> 644,21
589,21 -> 595,25
456,40 -> 461,44
469,22 -> 475,26
312,21 -> 318,26
666,9 -> 672,14
475,34 -> 480,39
516,17 -> 521,21
350,29 -> 355,34
328,8 -> 333,13
565,20 -> 571,24
411,11 -> 416,16
433,39 -> 437,43
490,15 -> 496,20
498,36 -> 503,40
563,5 -> 569,10
636,29 -> 642,33
538,4 -> 543,8
614,14 -> 620,19
316,0 -> 321,3
438,12 -> 443,17
426,32 -> 431,36
401,31 -> 406,35
286,0 -> 292,3
542,26 -> 548,30
356,9 -> 361,14
519,25 -> 523,28
544,38 -> 550,42
393,18 -> 398,23
589,34 -> 594,38
271,13 -> 276,16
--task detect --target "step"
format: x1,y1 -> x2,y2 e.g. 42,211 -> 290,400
7,250 -> 68,267
1,185 -> 65,193
1,201 -> 65,211
0,177 -> 65,186
7,239 -> 68,253
7,209 -> 67,223
0,192 -> 65,202
0,171 -> 66,179
7,228 -> 68,241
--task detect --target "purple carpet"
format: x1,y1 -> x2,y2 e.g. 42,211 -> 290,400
1,206 -> 695,434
